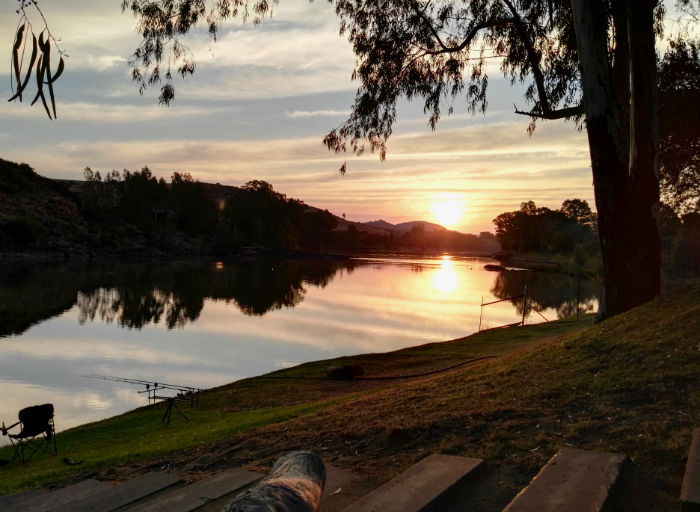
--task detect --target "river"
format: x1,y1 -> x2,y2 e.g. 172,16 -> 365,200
0,255 -> 599,439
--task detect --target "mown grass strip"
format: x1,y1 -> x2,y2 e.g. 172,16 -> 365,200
0,399 -> 335,494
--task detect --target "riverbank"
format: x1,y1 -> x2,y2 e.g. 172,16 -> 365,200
495,251 -> 603,277
0,282 -> 697,510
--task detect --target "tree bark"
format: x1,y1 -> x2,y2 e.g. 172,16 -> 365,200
571,0 -> 661,321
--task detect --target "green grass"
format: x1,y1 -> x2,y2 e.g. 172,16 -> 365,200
0,399 -> 334,493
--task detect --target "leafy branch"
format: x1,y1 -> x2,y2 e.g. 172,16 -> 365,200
8,0 -> 66,119
121,0 -> 277,105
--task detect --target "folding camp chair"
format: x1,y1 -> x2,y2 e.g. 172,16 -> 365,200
3,403 -> 57,463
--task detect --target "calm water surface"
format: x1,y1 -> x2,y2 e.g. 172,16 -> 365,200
0,256 -> 599,440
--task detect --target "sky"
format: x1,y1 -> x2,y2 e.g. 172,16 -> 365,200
0,0 -> 597,234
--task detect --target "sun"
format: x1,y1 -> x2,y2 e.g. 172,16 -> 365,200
430,194 -> 465,228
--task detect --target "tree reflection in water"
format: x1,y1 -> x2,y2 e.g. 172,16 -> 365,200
76,259 -> 357,328
1,259 -> 357,336
490,269 -> 600,320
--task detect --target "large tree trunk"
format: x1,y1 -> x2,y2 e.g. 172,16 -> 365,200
571,0 -> 661,322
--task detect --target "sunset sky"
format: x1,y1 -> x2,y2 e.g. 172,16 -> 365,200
0,1 -> 596,233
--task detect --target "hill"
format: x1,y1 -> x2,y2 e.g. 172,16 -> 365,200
0,159 -> 88,255
0,159 -> 499,258
362,219 -> 447,234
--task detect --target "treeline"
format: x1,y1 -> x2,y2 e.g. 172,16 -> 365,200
334,224 -> 498,253
81,168 -> 339,254
493,198 -> 699,276
493,199 -> 598,254
79,167 -> 498,256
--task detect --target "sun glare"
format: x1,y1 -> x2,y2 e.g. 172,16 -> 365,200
432,257 -> 458,294
431,194 -> 465,228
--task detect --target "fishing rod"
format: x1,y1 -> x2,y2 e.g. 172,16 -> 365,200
84,374 -> 203,426
83,374 -> 202,393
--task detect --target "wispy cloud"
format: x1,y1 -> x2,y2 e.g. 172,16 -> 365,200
285,109 -> 350,118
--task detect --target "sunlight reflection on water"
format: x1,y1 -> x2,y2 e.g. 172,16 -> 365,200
432,256 -> 459,293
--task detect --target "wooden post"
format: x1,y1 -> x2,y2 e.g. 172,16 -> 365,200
223,451 -> 326,512
478,296 -> 483,332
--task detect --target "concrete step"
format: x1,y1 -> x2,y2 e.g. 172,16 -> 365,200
0,489 -> 47,510
502,447 -> 628,512
58,471 -> 181,512
127,468 -> 263,512
342,453 -> 484,512
320,463 -> 361,512
1,478 -> 110,512
680,428 -> 700,512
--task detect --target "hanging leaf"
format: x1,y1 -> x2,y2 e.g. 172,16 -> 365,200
51,56 -> 65,82
8,34 -> 38,103
43,39 -> 57,118
11,24 -> 26,94
31,54 -> 44,106
13,24 -> 25,50
31,53 -> 52,119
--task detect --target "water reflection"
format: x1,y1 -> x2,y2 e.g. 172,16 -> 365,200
0,259 -> 357,336
432,257 -> 458,293
491,269 -> 600,320
0,256 -> 600,438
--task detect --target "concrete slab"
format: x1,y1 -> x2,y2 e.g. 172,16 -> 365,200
342,454 -> 483,512
131,468 -> 263,512
324,464 -> 357,498
680,428 -> 700,512
503,447 -> 628,512
320,463 -> 360,512
1,479 -> 110,512
0,489 -> 47,510
59,471 -> 181,512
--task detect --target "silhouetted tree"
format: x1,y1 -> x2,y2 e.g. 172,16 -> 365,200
560,199 -> 595,227
658,38 -> 700,215
170,171 -> 217,235
493,199 -> 597,254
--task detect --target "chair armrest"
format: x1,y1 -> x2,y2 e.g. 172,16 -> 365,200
2,421 -> 20,435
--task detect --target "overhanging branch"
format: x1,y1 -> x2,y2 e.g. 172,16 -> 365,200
409,1 -> 513,55
514,104 -> 585,119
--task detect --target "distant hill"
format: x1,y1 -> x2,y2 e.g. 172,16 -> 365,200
1,158 -> 500,258
395,220 -> 447,233
359,220 -> 449,235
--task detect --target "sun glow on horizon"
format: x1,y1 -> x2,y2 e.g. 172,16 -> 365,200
431,194 -> 465,229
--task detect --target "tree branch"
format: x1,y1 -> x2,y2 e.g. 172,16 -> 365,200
409,1 -> 513,55
514,104 -> 585,119
501,0 -> 552,114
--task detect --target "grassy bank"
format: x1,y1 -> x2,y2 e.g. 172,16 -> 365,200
1,283 -> 697,510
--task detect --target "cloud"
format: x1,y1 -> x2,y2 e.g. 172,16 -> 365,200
1,113 -> 592,233
285,109 -> 350,118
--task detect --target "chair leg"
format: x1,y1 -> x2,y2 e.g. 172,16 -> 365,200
11,440 -> 24,463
